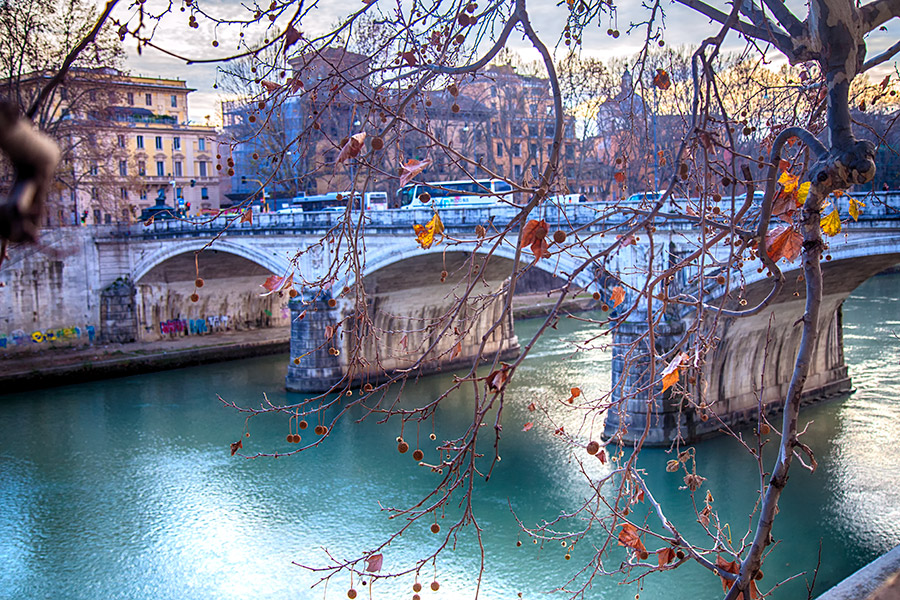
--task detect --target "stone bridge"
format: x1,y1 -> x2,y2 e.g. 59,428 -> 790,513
29,192 -> 900,443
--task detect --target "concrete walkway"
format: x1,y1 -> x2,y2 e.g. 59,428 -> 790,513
0,327 -> 290,393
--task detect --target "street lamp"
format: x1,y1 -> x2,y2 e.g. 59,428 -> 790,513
241,175 -> 268,212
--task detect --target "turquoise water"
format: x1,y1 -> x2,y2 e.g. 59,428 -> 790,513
1,274 -> 898,599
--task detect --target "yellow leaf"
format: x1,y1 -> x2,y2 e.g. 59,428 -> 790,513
820,208 -> 841,236
413,212 -> 444,249
849,197 -> 864,221
796,181 -> 810,205
611,286 -> 625,308
778,171 -> 800,194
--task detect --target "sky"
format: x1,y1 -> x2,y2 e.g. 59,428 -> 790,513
117,0 -> 900,124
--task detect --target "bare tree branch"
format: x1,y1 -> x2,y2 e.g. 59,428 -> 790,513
861,0 -> 900,32
674,0 -> 796,58
862,39 -> 900,71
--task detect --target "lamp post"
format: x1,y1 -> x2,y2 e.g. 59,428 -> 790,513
241,175 -> 268,212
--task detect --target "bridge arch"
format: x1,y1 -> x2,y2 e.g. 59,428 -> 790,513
131,238 -> 292,284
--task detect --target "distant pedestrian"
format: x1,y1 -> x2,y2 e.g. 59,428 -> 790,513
883,182 -> 890,191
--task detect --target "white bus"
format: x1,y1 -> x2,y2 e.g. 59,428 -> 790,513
398,178 -> 514,209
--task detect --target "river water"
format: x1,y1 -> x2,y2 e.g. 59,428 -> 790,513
1,274 -> 899,600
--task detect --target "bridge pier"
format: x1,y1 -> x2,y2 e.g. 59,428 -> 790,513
604,296 -> 852,446
285,278 -> 521,393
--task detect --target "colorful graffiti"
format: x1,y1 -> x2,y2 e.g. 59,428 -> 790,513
0,325 -> 96,349
159,315 -> 231,337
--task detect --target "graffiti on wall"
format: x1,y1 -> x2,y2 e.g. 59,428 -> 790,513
159,315 -> 231,337
0,325 -> 96,349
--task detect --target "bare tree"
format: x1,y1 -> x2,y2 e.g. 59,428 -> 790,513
3,0 -> 900,598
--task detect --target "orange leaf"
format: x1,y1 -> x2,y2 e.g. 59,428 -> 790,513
230,439 -> 243,456
658,547 -> 677,567
365,553 -> 383,572
765,225 -> 802,262
652,68 -> 671,90
617,523 -> 647,553
400,158 -> 432,186
715,556 -> 758,599
400,51 -> 418,66
530,238 -> 550,260
283,25 -> 302,53
521,219 -> 548,248
240,208 -> 253,224
661,352 -> 689,392
522,422 -> 533,432
260,272 -> 294,297
771,191 -> 797,222
610,286 -> 625,308
450,341 -> 462,360
486,363 -> 511,393
614,171 -> 625,183
260,80 -> 280,94
337,132 -> 366,163
617,234 -> 635,247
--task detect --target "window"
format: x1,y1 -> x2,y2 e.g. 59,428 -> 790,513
91,187 -> 98,199
491,122 -> 499,136
566,145 -> 574,160
511,123 -> 522,137
93,209 -> 101,223
127,92 -> 134,105
531,165 -> 538,177
122,208 -> 130,220
201,187 -> 209,200
529,142 -> 538,156
547,144 -> 552,155
170,95 -> 177,108
140,188 -> 148,200
60,88 -> 68,100
155,136 -> 163,150
496,143 -> 503,158
104,213 -> 112,224
145,92 -> 152,105
118,160 -> 127,176
117,134 -> 126,148
89,90 -> 96,102
512,143 -> 521,158
528,124 -> 538,137
514,164 -> 522,178
529,104 -> 537,116
198,138 -> 206,151
120,188 -> 128,200
544,124 -> 555,137
198,162 -> 207,177
136,135 -> 144,149
173,137 -> 181,151
138,161 -> 146,176
156,161 -> 165,177
174,161 -> 182,177
176,187 -> 183,199
89,163 -> 98,176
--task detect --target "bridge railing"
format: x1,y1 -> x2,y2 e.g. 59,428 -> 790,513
98,191 -> 897,240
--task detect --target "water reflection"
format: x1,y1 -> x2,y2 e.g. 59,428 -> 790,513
0,274 -> 898,599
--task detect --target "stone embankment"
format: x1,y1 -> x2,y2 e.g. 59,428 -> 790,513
0,294 -> 599,394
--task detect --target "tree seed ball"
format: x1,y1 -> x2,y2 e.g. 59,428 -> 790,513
190,293 -> 199,303
363,383 -> 374,392
413,583 -> 422,593
298,420 -> 308,430
419,192 -> 431,203
601,303 -> 610,312
347,589 -> 357,599
429,433 -> 436,440
286,434 -> 293,443
371,137 -> 384,150
289,288 -> 298,298
440,270 -> 448,279
431,582 -> 440,591
451,103 -> 460,113
586,440 -> 600,455
639,551 -> 649,560
553,230 -> 566,244
314,425 -> 326,435
430,523 -> 440,534
759,423 -> 771,435
516,540 -> 522,547
412,449 -> 424,461
398,441 -> 410,453
593,292 -> 601,300
413,595 -> 421,600
328,298 -> 337,308
676,550 -> 685,560
716,275 -> 726,285
195,277 -> 204,288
